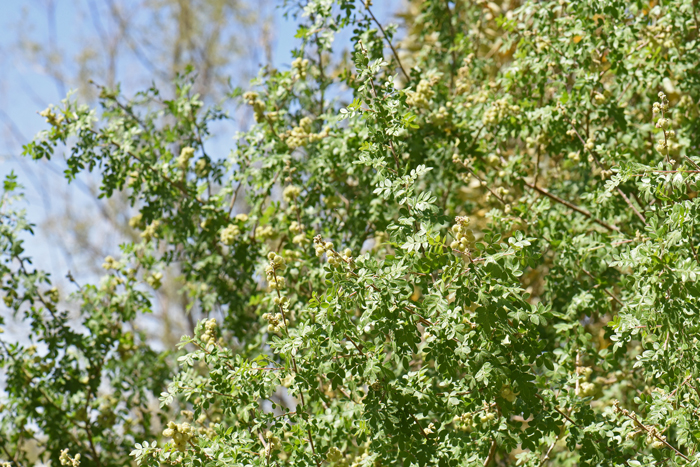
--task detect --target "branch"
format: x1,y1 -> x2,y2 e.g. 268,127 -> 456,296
524,182 -> 619,232
364,5 -> 410,82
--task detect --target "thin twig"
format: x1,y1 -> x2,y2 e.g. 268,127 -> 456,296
364,5 -> 410,82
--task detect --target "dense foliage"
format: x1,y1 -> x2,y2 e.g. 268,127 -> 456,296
3,0 -> 700,466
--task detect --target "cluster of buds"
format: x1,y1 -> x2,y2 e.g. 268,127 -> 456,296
220,224 -> 241,245
243,91 -> 266,123
290,221 -> 308,246
176,147 -> 194,169
645,427 -> 666,449
46,286 -> 59,304
265,252 -> 287,290
314,236 -> 351,267
264,430 -> 282,457
59,449 -> 81,467
314,236 -> 334,258
449,217 -> 476,255
482,98 -> 520,126
140,220 -> 160,242
145,271 -> 163,290
281,117 -> 327,150
653,91 -> 677,155
452,413 -> 474,432
327,447 -> 344,463
262,311 -> 284,333
575,366 -> 596,397
430,104 -> 451,124
162,421 -> 196,452
40,106 -> 65,127
255,225 -> 275,240
455,55 -> 474,95
129,213 -> 143,229
194,158 -> 209,178
200,318 -> 217,348
406,77 -> 438,108
102,256 -> 120,270
283,185 -> 301,203
292,57 -> 310,79
593,92 -> 606,104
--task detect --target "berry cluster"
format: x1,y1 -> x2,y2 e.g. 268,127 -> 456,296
452,413 -> 474,432
449,217 -> 476,255
500,385 -> 517,403
265,252 -> 287,290
162,421 -> 196,452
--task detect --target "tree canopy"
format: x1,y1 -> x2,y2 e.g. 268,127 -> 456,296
2,0 -> 700,466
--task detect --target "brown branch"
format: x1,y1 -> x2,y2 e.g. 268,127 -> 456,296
364,5 -> 409,82
524,182 -> 619,232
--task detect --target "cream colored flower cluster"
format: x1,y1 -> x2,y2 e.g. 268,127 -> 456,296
449,216 -> 475,254
289,221 -> 308,246
256,225 -> 274,240
653,92 -> 678,155
281,117 -> 327,150
575,366 -> 596,397
243,91 -> 266,123
177,147 -> 194,169
263,430 -> 282,457
313,236 -> 351,267
140,220 -> 160,242
200,318 -> 217,348
220,224 -> 240,245
455,55 -> 474,95
59,449 -> 80,467
406,77 -> 439,108
162,421 -> 196,452
40,106 -> 65,126
265,252 -> 287,290
283,185 -> 301,203
262,311 -> 284,333
292,57 -> 309,79
482,98 -> 520,126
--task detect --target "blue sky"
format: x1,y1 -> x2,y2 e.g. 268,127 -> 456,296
0,0 -> 401,289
